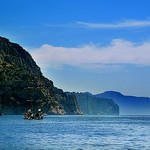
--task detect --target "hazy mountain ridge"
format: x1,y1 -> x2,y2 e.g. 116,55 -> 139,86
95,91 -> 150,115
0,36 -> 82,115
66,92 -> 119,115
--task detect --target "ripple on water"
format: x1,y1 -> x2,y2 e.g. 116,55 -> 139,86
1,115 -> 150,149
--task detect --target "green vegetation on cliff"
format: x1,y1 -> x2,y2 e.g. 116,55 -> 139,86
0,37 -> 82,115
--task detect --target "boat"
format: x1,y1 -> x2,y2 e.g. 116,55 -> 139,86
24,75 -> 44,120
23,99 -> 44,120
23,109 -> 43,120
0,113 -> 3,116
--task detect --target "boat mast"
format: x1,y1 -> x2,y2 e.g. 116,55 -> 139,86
37,75 -> 43,110
27,100 -> 34,112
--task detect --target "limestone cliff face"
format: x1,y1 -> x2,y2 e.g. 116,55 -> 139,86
0,36 -> 82,115
66,92 -> 119,115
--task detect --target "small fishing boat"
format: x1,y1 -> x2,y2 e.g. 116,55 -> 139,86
23,109 -> 43,120
24,76 -> 44,120
0,113 -> 3,116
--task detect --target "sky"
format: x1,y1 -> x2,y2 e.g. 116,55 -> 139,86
1,0 -> 150,97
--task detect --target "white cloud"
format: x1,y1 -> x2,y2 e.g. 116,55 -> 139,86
46,19 -> 150,29
77,19 -> 150,28
31,39 -> 150,69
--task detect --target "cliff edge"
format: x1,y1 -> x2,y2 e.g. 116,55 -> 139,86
0,37 -> 82,115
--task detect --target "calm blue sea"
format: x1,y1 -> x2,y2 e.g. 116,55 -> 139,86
0,115 -> 150,150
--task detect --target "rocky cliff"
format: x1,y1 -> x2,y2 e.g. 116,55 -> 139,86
0,36 -> 82,115
66,92 -> 119,115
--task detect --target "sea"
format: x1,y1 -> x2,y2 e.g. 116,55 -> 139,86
0,115 -> 150,150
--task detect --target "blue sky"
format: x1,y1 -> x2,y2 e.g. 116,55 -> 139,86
1,0 -> 150,96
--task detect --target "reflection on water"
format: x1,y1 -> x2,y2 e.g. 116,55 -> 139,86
0,115 -> 150,149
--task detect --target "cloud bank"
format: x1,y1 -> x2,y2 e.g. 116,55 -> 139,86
31,39 -> 150,69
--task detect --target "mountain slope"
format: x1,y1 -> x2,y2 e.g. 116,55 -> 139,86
96,91 -> 150,115
66,92 -> 119,115
0,36 -> 82,115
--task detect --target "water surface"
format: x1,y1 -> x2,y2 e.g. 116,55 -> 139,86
0,115 -> 150,150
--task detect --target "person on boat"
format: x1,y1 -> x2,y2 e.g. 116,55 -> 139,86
35,109 -> 43,119
26,109 -> 34,119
